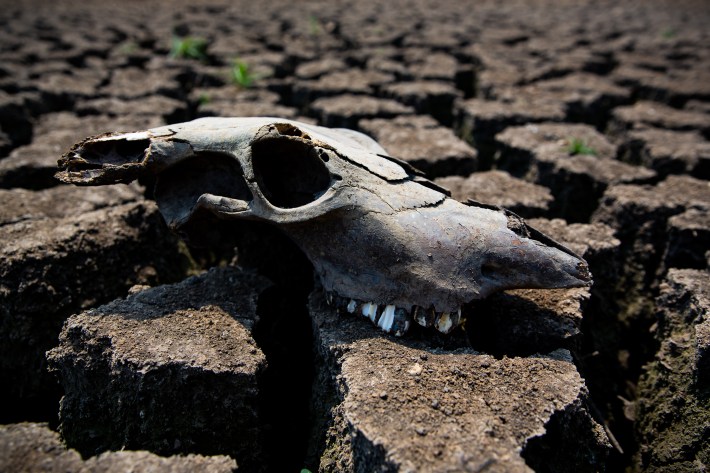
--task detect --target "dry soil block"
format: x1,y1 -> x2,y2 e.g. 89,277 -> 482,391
616,127 -> 710,179
635,269 -> 710,472
495,122 -> 656,222
193,87 -> 299,119
592,174 -> 710,317
359,115 -> 477,178
435,170 -> 553,218
495,122 -> 617,176
0,423 -> 237,473
381,80 -> 461,125
455,96 -> 566,167
0,185 -> 187,422
517,73 -> 631,128
99,66 -> 184,100
609,101 -> 710,139
47,267 -> 269,471
612,63 -> 710,107
75,95 -> 189,124
308,292 -> 610,472
293,70 -> 395,106
310,94 -> 414,129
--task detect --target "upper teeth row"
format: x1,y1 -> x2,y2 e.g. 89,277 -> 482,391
326,293 -> 462,336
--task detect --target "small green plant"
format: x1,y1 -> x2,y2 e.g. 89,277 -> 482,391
567,138 -> 597,156
170,36 -> 209,61
661,27 -> 676,39
308,15 -> 323,36
230,60 -> 256,89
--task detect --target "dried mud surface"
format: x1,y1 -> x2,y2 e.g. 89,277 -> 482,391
0,0 -> 708,472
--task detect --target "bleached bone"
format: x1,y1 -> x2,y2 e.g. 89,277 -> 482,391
57,117 -> 591,335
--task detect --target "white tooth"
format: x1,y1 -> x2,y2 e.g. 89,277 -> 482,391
435,312 -> 453,333
378,305 -> 396,332
326,292 -> 333,305
362,302 -> 378,322
347,300 -> 357,313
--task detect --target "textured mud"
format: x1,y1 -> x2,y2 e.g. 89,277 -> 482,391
0,0 -> 708,472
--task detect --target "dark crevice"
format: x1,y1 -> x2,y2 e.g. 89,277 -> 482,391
253,285 -> 315,473
238,223 -> 316,473
522,400 -> 610,473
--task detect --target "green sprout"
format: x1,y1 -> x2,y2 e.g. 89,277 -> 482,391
567,138 -> 598,156
170,36 -> 209,61
661,27 -> 676,39
230,60 -> 257,89
308,15 -> 323,36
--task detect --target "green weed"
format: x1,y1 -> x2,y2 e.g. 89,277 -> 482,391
230,60 -> 259,89
661,27 -> 676,39
566,137 -> 598,156
170,36 -> 209,61
308,15 -> 323,36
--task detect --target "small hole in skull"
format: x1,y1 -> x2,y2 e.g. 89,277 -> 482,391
252,137 -> 332,209
273,123 -> 311,140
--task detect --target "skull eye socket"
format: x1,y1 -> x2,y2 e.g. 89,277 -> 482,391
251,137 -> 332,209
154,151 -> 252,228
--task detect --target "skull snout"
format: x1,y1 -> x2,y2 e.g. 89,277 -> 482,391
477,235 -> 591,297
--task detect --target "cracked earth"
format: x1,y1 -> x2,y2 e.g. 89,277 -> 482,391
0,0 -> 708,472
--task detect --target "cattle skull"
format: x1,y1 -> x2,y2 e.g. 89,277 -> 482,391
57,117 -> 591,335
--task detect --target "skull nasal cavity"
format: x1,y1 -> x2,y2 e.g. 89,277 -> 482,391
252,138 -> 331,208
80,138 -> 149,167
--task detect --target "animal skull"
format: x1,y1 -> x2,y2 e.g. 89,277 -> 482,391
57,117 -> 591,335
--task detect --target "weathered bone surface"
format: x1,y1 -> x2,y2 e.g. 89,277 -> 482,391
57,117 -> 591,334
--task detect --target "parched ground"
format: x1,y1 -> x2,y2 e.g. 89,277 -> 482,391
0,0 -> 708,472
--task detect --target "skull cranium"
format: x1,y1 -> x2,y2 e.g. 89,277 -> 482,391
57,117 -> 591,335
